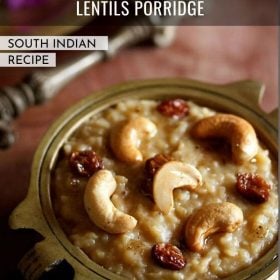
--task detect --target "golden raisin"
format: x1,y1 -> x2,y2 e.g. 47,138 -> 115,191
69,150 -> 104,177
152,243 -> 186,270
236,173 -> 270,203
157,99 -> 189,119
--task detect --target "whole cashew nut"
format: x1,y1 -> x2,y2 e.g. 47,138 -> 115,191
185,202 -> 243,252
153,161 -> 202,214
84,170 -> 137,234
110,117 -> 157,163
191,114 -> 258,163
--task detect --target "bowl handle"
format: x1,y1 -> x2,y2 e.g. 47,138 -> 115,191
18,238 -> 74,280
9,191 -> 75,279
221,80 -> 278,127
223,80 -> 265,107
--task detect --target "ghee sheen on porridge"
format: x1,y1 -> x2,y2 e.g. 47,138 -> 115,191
52,99 -> 278,279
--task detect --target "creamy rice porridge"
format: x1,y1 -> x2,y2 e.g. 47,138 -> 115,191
51,99 -> 278,279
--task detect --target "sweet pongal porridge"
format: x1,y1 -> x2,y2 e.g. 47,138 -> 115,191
51,99 -> 278,279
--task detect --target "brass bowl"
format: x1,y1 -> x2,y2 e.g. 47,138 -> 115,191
9,79 -> 278,280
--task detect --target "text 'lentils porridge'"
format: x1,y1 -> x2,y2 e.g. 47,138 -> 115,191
51,99 -> 278,279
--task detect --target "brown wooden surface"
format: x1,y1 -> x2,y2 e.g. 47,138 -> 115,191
0,26 -> 278,279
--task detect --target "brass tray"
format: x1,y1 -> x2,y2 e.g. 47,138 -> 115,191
9,78 -> 278,280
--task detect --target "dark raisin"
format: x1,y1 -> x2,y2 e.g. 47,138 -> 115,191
143,154 -> 172,195
69,150 -> 104,177
157,99 -> 189,119
236,173 -> 270,203
145,154 -> 172,179
152,243 -> 186,270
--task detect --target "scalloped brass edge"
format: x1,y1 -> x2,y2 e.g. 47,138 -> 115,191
221,80 -> 265,108
220,79 -> 278,128
8,124 -> 52,235
267,109 -> 278,128
8,179 -> 46,235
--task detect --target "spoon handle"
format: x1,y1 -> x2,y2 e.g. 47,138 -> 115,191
0,21 -> 175,149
